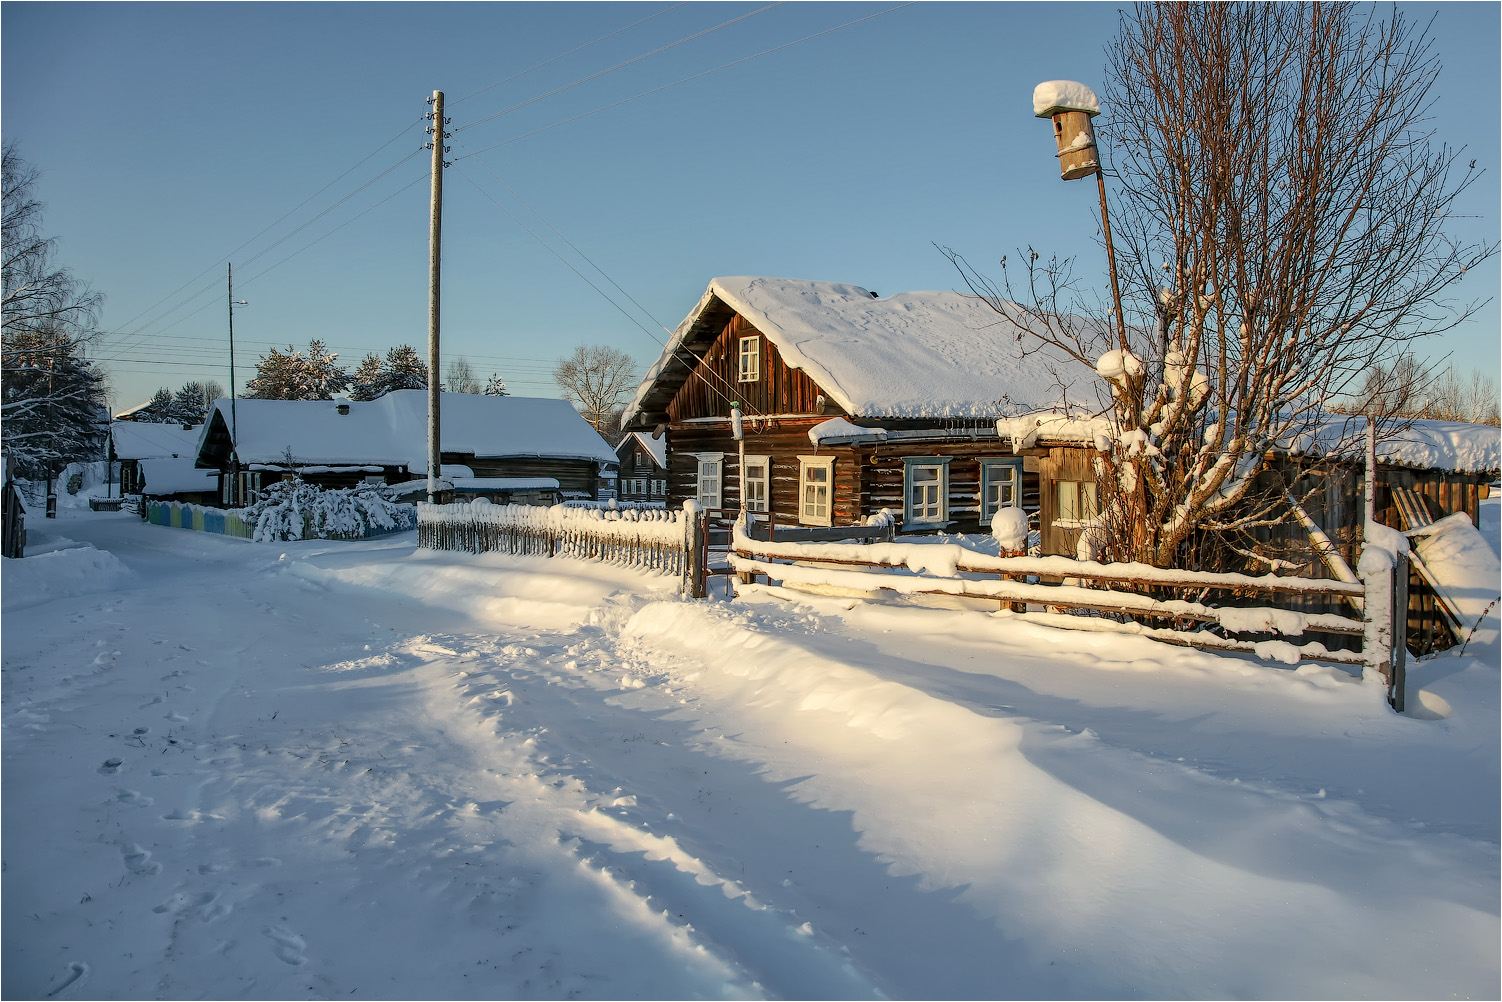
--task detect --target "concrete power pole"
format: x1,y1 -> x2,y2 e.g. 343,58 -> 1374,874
427,90 -> 447,505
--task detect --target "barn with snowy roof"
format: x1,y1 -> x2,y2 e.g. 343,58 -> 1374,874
194,390 -> 618,507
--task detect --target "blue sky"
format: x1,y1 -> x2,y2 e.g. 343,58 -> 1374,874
4,1 -> 1498,411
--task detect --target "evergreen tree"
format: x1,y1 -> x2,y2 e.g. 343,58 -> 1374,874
144,387 -> 175,421
245,341 -> 349,400
483,372 -> 509,396
348,352 -> 385,402
383,345 -> 427,392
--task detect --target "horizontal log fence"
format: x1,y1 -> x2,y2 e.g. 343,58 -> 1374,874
730,516 -> 1409,710
418,501 -> 709,597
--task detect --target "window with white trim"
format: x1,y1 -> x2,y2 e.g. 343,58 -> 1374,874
980,458 -> 1024,521
1054,479 -> 1099,526
738,335 -> 760,382
695,454 -> 723,509
903,457 -> 951,526
742,455 -> 769,513
798,455 -> 834,526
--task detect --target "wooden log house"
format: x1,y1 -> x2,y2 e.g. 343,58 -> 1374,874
624,278 -> 1498,577
623,277 -> 1096,537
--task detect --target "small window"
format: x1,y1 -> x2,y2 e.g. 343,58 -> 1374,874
743,455 -> 769,513
738,335 -> 760,383
695,454 -> 723,509
980,459 -> 1024,521
1054,479 -> 1099,525
903,457 -> 952,526
798,456 -> 835,526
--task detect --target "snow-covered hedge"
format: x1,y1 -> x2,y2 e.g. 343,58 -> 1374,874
243,480 -> 415,542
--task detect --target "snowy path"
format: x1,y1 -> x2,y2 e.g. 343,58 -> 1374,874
3,510 -> 1498,999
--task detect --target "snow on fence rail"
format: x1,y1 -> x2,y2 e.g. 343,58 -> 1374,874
731,516 -> 1411,709
418,500 -> 709,596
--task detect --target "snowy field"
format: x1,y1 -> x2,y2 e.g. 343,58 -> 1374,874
3,501 -> 1498,1000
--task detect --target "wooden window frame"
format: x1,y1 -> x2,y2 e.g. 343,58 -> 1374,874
903,456 -> 952,527
980,458 -> 1024,521
694,453 -> 724,509
738,335 -> 760,383
798,455 -> 835,526
1053,478 -> 1099,527
742,454 -> 770,513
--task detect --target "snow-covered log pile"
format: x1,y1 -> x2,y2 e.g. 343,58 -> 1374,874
240,481 -> 415,542
732,518 -> 1372,667
419,500 -> 691,576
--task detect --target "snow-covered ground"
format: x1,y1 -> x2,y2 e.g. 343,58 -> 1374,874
3,504 -> 1498,1000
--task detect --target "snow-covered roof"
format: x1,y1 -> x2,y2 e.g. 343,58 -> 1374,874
627,277 -> 1085,424
111,421 -> 202,460
202,390 -> 617,471
137,458 -> 218,496
995,411 -> 1501,474
622,431 -> 667,469
1033,80 -> 1101,117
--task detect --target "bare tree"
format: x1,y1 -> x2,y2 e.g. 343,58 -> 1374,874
444,356 -> 481,394
553,345 -> 636,435
953,3 -> 1495,568
2,143 -> 109,477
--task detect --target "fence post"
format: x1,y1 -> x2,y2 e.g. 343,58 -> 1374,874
1360,542 -> 1406,711
684,502 -> 707,598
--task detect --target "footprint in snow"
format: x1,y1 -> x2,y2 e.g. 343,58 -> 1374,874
116,789 -> 154,807
164,712 -> 189,723
152,890 -> 217,917
98,758 -> 123,775
43,961 -> 88,998
120,843 -> 161,875
263,924 -> 307,966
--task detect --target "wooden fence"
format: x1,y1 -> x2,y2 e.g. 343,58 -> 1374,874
418,501 -> 710,597
729,516 -> 1411,711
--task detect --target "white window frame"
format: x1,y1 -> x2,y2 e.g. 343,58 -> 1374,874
903,456 -> 951,527
738,335 -> 760,383
1053,479 -> 1099,527
742,454 -> 770,513
798,455 -> 835,526
694,453 -> 724,509
979,458 -> 1024,521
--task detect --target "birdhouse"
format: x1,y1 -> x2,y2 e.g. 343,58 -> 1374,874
1033,80 -> 1101,181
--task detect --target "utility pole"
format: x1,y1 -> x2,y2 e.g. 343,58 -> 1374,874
228,263 -> 240,504
426,90 -> 447,504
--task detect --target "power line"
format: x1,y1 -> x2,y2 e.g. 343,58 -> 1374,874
450,3 -> 784,135
454,2 -> 916,161
98,117 -> 428,356
451,4 -> 688,107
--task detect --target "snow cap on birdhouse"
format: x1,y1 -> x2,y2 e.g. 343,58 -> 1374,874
1033,80 -> 1102,181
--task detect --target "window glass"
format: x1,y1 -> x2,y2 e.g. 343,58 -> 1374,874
743,456 -> 769,513
696,455 -> 723,509
738,336 -> 760,382
799,457 -> 833,525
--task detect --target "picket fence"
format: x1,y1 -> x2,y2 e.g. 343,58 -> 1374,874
417,500 -> 710,597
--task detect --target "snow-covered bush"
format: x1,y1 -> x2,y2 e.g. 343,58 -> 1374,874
243,479 -> 415,542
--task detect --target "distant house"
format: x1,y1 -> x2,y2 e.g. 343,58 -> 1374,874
613,431 -> 668,504
623,276 -> 1086,536
109,420 -> 219,504
193,390 -> 619,506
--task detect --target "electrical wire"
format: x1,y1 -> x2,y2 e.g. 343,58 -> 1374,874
454,2 -> 915,161
97,117 -> 428,357
450,3 -> 688,107
449,3 -> 784,135
452,152 -> 761,417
